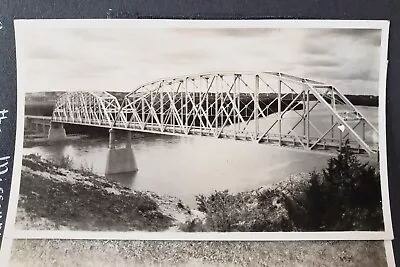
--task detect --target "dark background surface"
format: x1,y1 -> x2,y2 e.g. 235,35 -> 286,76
0,0 -> 399,265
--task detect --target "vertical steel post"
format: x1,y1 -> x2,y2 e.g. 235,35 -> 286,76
215,76 -> 219,129
185,78 -> 188,131
172,91 -> 175,133
195,78 -> 200,134
160,91 -> 164,127
220,75 -> 224,129
278,76 -> 282,146
141,97 -> 145,124
206,77 -> 209,132
181,88 -> 184,131
254,75 -> 259,140
150,91 -> 153,126
198,82 -> 202,134
237,74 -> 241,133
233,75 -> 237,139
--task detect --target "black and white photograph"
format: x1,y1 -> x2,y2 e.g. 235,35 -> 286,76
12,20 -> 392,238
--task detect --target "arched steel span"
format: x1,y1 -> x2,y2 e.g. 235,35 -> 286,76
52,91 -> 121,127
114,71 -> 378,155
51,72 -> 379,155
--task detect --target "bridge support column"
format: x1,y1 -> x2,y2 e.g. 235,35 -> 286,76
105,129 -> 138,175
48,122 -> 67,141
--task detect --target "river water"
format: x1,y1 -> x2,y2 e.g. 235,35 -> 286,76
24,105 -> 378,207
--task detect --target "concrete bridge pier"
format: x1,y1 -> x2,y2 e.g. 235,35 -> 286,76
48,121 -> 67,141
105,129 -> 138,175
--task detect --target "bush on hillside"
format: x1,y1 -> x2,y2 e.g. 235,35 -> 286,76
194,190 -> 253,232
285,140 -> 383,231
56,154 -> 74,169
188,189 -> 292,232
183,140 -> 383,232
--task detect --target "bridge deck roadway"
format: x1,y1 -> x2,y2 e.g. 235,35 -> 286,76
45,117 -> 376,155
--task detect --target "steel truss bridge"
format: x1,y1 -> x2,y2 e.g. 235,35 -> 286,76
51,72 -> 379,155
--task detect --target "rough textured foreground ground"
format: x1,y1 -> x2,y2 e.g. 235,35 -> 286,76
10,240 -> 387,267
16,154 -> 304,232
16,152 -> 383,232
17,154 -> 203,231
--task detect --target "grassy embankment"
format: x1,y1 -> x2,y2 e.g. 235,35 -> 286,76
18,141 -> 383,232
17,154 -> 201,231
180,141 -> 383,232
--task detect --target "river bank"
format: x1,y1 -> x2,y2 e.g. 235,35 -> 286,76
17,154 -> 205,231
17,138 -> 383,232
16,153 -> 309,232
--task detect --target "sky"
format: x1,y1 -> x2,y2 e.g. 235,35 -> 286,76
16,24 -> 383,95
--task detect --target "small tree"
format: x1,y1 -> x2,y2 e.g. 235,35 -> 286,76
286,140 -> 383,231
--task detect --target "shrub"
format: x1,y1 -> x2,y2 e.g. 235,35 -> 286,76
135,193 -> 158,213
80,161 -> 95,176
195,194 -> 208,213
179,218 -> 207,232
195,189 -> 290,232
56,155 -> 74,169
285,140 -> 383,231
191,140 -> 383,232
195,190 -> 255,232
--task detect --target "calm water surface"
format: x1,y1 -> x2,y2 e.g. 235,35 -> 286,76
24,106 -> 378,207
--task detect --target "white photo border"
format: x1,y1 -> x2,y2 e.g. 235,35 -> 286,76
1,20 -> 393,252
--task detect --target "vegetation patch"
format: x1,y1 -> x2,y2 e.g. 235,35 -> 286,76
285,141 -> 383,231
181,141 -> 383,232
19,139 -> 384,232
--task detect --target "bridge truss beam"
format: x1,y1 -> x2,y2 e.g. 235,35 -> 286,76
113,72 -> 379,155
52,91 -> 121,127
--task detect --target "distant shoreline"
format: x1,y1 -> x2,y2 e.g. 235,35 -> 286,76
24,92 -> 379,117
